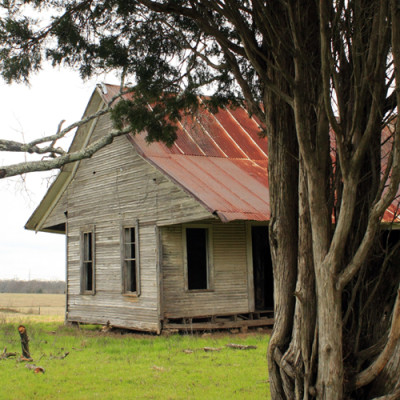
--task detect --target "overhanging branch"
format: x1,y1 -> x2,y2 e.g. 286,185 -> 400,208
0,126 -> 131,179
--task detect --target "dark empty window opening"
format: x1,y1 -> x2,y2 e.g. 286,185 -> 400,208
82,231 -> 94,292
252,226 -> 273,310
123,227 -> 137,293
186,228 -> 208,290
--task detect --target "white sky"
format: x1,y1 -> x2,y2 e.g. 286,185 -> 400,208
0,66 -> 118,281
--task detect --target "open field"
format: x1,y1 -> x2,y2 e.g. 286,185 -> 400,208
0,321 -> 270,399
0,293 -> 65,319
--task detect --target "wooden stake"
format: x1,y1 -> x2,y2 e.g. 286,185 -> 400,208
18,325 -> 32,360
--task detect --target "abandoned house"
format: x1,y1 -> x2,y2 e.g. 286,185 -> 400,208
26,84 -> 274,333
26,84 -> 400,333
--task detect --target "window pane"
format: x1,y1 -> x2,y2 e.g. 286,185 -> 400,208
123,227 -> 137,293
186,228 -> 208,290
130,241 -> 135,259
124,228 -> 130,244
130,228 -> 135,245
84,232 -> 92,261
82,230 -> 94,293
125,243 -> 133,259
87,232 -> 92,261
85,261 -> 93,291
124,245 -> 135,260
126,260 -> 136,292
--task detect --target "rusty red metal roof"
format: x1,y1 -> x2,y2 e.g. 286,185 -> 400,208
101,84 -> 269,222
380,123 -> 400,223
100,84 -> 400,224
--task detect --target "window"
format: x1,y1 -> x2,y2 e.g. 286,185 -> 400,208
184,226 -> 213,291
122,223 -> 140,295
81,227 -> 95,294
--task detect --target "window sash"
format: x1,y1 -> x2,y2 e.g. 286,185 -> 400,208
121,222 -> 140,295
81,227 -> 95,295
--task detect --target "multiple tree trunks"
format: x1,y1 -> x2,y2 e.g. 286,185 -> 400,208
264,1 -> 400,399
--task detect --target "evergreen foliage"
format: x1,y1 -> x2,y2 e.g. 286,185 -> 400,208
0,0 -> 252,144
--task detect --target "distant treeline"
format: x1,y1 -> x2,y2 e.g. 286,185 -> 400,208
0,280 -> 66,294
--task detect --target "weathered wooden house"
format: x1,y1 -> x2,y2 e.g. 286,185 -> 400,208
26,84 -> 274,333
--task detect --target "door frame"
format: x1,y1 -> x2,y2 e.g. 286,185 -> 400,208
246,222 -> 272,312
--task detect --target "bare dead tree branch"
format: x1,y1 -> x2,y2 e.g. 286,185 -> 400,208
0,124 -> 131,179
0,82 -> 137,178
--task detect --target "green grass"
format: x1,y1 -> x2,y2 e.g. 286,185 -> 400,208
0,321 -> 270,399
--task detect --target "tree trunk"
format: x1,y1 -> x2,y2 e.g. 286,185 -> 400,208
314,262 -> 343,399
18,325 -> 32,360
284,160 -> 316,400
265,80 -> 299,399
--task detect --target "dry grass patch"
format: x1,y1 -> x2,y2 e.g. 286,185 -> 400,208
0,294 -> 65,323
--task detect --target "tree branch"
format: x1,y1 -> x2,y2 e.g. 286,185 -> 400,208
0,81 -> 135,177
0,126 -> 131,179
354,289 -> 400,389
336,0 -> 400,290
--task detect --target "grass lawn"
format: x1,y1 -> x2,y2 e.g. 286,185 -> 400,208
0,319 -> 270,399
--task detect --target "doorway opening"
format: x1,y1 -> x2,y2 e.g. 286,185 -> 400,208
252,225 -> 274,311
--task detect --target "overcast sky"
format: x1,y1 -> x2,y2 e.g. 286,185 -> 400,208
0,66 -> 118,281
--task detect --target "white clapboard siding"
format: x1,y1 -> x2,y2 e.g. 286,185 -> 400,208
61,113 -> 212,332
161,220 -> 250,318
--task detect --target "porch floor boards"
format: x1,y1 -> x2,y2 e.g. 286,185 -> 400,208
163,309 -> 274,331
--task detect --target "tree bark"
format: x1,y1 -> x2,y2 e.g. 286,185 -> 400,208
18,325 -> 32,360
265,43 -> 299,398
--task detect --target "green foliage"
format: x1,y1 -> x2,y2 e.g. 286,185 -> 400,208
0,0 -> 257,145
111,88 -> 201,146
0,322 -> 270,399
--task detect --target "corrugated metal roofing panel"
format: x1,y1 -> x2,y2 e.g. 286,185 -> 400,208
192,110 -> 247,158
213,108 -> 267,160
143,154 -> 269,221
180,113 -> 228,157
112,84 -> 271,222
172,121 -> 205,156
228,107 -> 268,156
101,84 -> 399,224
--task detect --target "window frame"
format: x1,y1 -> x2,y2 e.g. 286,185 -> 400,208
80,225 -> 96,295
183,224 -> 214,292
121,220 -> 140,297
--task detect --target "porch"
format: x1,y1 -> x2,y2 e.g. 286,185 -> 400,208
163,309 -> 274,332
